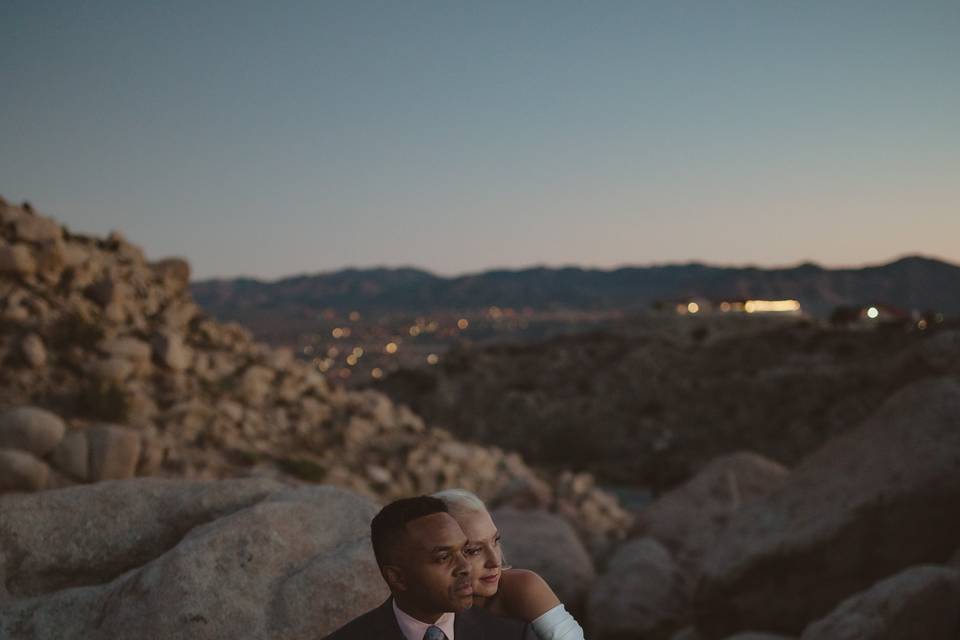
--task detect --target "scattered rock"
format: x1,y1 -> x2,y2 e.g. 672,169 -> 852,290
12,211 -> 62,244
0,242 -> 36,276
87,424 -> 142,481
152,332 -> 191,371
19,333 -> 47,368
51,430 -> 89,481
0,449 -> 50,493
0,406 -> 66,456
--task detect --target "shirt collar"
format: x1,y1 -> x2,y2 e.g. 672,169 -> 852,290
392,598 -> 456,640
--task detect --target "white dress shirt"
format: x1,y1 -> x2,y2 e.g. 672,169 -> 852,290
392,599 -> 456,640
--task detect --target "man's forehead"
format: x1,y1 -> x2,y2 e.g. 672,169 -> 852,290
405,512 -> 467,549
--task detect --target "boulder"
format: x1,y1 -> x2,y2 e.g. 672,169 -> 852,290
12,212 -> 62,243
0,480 -> 387,639
152,332 -> 191,371
99,336 -> 153,371
150,258 -> 191,292
0,243 -> 36,276
87,424 -> 142,481
587,537 -> 688,639
635,451 -> 788,574
800,566 -> 960,640
694,379 -> 960,638
19,333 -> 47,368
0,449 -> 50,493
0,406 -> 66,456
50,430 -> 90,481
493,507 -> 596,612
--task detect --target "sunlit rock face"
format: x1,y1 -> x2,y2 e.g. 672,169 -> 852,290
0,479 -> 388,640
693,378 -> 960,638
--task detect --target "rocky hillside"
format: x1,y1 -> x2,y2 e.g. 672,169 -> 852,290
0,196 -> 630,555
375,316 -> 960,489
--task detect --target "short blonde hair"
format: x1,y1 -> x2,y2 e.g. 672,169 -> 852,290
431,488 -> 488,518
432,488 -> 510,568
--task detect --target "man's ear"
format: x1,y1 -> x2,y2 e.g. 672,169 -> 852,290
382,564 -> 408,592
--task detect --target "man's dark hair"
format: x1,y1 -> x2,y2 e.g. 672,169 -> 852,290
371,496 -> 449,568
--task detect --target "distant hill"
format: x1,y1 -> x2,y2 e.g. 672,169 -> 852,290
191,256 -> 960,322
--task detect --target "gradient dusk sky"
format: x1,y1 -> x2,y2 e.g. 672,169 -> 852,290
2,1 -> 958,280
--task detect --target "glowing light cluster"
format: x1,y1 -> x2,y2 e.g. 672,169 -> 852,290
744,300 -> 802,313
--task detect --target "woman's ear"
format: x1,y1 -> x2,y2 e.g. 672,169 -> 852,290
382,564 -> 408,592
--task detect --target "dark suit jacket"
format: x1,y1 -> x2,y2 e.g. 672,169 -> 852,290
323,598 -> 535,640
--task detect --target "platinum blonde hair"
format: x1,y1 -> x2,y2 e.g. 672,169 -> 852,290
431,488 -> 488,518
432,488 -> 510,568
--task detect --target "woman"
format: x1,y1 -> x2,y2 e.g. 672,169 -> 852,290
432,489 -> 586,640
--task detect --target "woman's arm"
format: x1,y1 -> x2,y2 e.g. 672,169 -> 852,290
487,569 -> 586,640
494,569 -> 561,621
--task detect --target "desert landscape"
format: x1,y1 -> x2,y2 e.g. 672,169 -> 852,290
1,198 -> 958,638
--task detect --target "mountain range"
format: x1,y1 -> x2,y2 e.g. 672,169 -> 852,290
191,255 -> 960,322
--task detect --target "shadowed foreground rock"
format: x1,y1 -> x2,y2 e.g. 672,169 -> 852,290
693,378 -> 960,638
800,565 -> 960,640
0,478 -> 387,639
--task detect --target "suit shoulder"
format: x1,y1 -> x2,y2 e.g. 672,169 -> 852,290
322,605 -> 389,640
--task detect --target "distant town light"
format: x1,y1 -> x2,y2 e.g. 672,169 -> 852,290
409,326 -> 421,337
720,302 -> 731,312
918,319 -> 928,330
426,353 -> 439,365
327,346 -> 339,358
457,318 -> 469,330
302,345 -> 314,355
371,367 -> 384,379
867,307 -> 880,319
346,354 -> 359,366
745,300 -> 801,314
687,302 -> 700,314
488,306 -> 503,319
349,311 -> 361,321
338,368 -> 351,379
331,327 -> 344,339
384,342 -> 398,354
352,347 -> 364,357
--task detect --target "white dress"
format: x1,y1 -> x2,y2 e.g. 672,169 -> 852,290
530,604 -> 586,640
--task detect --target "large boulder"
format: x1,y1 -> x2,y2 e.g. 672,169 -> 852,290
0,407 -> 66,457
493,507 -> 596,613
800,566 -> 960,640
588,537 -> 689,639
635,451 -> 788,573
694,379 -> 960,638
0,479 -> 387,639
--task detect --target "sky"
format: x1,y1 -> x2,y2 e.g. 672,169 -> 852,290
2,1 -> 958,280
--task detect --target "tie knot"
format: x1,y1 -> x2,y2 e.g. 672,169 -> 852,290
423,625 -> 447,640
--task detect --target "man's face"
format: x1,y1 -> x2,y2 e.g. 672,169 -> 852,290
389,512 -> 475,619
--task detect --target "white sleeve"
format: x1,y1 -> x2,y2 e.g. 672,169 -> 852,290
530,604 -> 586,640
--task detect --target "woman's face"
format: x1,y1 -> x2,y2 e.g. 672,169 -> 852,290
455,508 -> 503,598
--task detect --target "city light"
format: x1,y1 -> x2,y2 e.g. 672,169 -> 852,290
457,318 -> 469,330
744,300 -> 802,313
384,342 -> 398,354
409,326 -> 421,337
426,354 -> 439,365
866,307 -> 879,319
687,302 -> 700,314
349,311 -> 361,321
371,367 -> 383,379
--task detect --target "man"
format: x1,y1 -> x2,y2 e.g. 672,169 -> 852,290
324,496 -> 532,640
